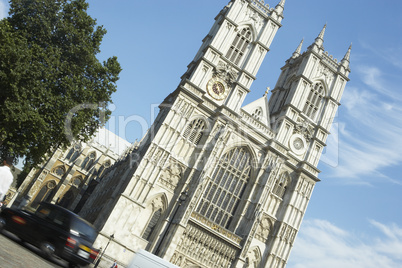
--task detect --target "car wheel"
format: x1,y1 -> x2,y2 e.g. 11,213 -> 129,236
40,241 -> 56,260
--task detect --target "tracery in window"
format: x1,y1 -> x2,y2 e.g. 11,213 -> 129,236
98,160 -> 111,178
196,147 -> 252,228
82,151 -> 96,171
53,166 -> 65,177
66,143 -> 81,161
303,82 -> 325,120
72,176 -> 82,187
251,107 -> 263,121
272,172 -> 291,198
225,27 -> 252,65
183,118 -> 206,145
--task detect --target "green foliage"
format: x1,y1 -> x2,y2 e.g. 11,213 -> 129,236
0,0 -> 121,167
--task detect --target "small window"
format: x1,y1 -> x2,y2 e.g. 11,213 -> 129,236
183,119 -> 206,145
225,27 -> 252,65
252,107 -> 263,121
272,173 -> 290,198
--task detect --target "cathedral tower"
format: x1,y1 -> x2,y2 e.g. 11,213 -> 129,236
79,1 -> 351,267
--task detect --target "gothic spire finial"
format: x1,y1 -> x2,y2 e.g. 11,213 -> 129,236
343,43 -> 352,61
308,24 -> 326,52
277,0 -> 286,7
292,38 -> 304,58
341,43 -> 352,69
275,0 -> 285,15
317,24 -> 327,41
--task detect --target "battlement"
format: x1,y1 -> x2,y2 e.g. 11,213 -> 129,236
250,0 -> 273,16
322,50 -> 340,70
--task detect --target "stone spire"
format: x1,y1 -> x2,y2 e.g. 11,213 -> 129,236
274,0 -> 285,18
341,44 -> 352,66
292,38 -> 304,58
315,24 -> 326,48
308,24 -> 326,53
339,43 -> 352,73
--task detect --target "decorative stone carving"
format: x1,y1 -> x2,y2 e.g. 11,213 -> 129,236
246,8 -> 263,27
279,224 -> 297,244
175,222 -> 238,268
245,247 -> 261,268
294,118 -> 314,140
263,153 -> 283,174
215,61 -> 238,84
159,160 -> 184,190
151,195 -> 165,211
255,216 -> 272,243
316,63 -> 334,86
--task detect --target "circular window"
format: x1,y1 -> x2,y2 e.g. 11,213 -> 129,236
54,166 -> 65,176
293,138 -> 304,150
73,177 -> 82,186
289,134 -> 307,155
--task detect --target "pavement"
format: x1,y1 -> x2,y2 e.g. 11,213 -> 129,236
0,230 -> 124,268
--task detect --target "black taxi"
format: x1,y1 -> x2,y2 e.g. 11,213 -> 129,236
0,202 -> 99,267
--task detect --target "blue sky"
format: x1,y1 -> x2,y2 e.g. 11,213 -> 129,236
2,0 -> 402,267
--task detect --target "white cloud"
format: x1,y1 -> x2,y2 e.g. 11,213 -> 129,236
288,219 -> 402,268
320,64 -> 402,184
0,0 -> 9,20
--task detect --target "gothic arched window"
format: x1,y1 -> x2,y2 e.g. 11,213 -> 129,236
98,160 -> 111,178
82,151 -> 96,171
183,118 -> 206,145
196,147 -> 252,228
303,83 -> 325,120
30,180 -> 57,209
142,209 -> 162,241
226,27 -> 252,65
272,172 -> 291,199
66,143 -> 81,161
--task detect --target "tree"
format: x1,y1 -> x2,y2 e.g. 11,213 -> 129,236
0,0 -> 121,168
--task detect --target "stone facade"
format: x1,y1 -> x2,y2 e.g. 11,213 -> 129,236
79,1 -> 351,267
11,128 -> 131,213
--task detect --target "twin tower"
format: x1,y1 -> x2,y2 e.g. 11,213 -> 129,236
79,0 -> 351,267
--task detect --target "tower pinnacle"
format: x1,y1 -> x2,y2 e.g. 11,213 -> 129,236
308,24 -> 326,53
341,43 -> 352,69
318,23 -> 326,40
275,0 -> 286,16
292,38 -> 304,58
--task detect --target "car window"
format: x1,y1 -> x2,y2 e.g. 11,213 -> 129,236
70,218 -> 97,243
35,205 -> 69,229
